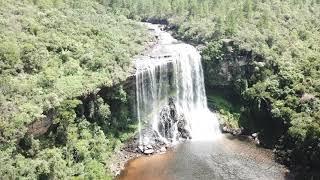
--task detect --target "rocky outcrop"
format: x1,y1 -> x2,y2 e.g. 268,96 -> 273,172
202,39 -> 263,90
158,97 -> 191,141
27,109 -> 55,137
158,97 -> 178,139
177,114 -> 191,139
134,97 -> 192,156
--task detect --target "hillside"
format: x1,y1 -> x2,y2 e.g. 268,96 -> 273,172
0,0 -> 148,178
1,0 -> 320,178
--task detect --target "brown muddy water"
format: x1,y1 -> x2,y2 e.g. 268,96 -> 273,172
116,134 -> 292,180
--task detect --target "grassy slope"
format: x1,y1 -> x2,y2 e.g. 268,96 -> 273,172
0,0 -> 148,143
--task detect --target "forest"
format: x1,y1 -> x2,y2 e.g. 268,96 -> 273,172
1,0 -> 320,178
0,0 -> 148,178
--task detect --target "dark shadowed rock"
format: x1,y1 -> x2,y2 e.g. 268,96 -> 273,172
177,114 -> 191,139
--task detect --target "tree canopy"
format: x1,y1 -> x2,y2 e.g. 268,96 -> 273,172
1,0 -> 320,178
0,0 -> 148,178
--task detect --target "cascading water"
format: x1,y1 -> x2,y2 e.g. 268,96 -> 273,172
135,24 -> 221,146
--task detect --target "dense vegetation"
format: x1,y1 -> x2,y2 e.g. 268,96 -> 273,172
0,0 -> 149,178
206,89 -> 241,130
1,0 -> 320,178
107,0 -> 320,171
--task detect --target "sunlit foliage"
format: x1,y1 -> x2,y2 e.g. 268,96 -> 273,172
0,0 -> 148,178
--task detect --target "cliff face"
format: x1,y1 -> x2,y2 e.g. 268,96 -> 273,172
201,39 -> 320,172
27,78 -> 136,137
202,39 -> 266,92
201,39 -> 285,146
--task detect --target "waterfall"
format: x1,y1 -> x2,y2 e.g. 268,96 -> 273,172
135,24 -> 221,146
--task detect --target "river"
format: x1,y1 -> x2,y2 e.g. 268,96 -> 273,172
117,135 -> 290,180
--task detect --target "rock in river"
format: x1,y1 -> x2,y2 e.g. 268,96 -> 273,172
144,149 -> 154,155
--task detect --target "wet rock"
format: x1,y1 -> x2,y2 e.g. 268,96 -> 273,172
222,125 -> 235,134
144,149 -> 154,155
234,128 -> 244,135
177,115 -> 186,128
139,96 -> 194,154
222,126 -> 229,132
255,138 -> 260,145
250,132 -> 260,145
158,97 -> 180,140
177,116 -> 191,139
158,98 -> 192,141
252,133 -> 258,138
138,146 -> 144,153
177,114 -> 191,139
182,131 -> 192,139
158,105 -> 174,139
160,146 -> 166,152
168,97 -> 178,122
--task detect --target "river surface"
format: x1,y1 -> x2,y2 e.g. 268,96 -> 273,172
117,135 -> 291,180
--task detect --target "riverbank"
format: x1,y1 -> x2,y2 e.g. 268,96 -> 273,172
109,136 -> 142,176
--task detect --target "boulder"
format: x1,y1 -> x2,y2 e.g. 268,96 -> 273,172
252,133 -> 258,138
146,144 -> 153,149
222,126 -> 228,132
144,149 -> 154,155
160,146 -> 166,152
138,145 -> 144,153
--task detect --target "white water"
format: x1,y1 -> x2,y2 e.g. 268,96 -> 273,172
135,24 -> 221,145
